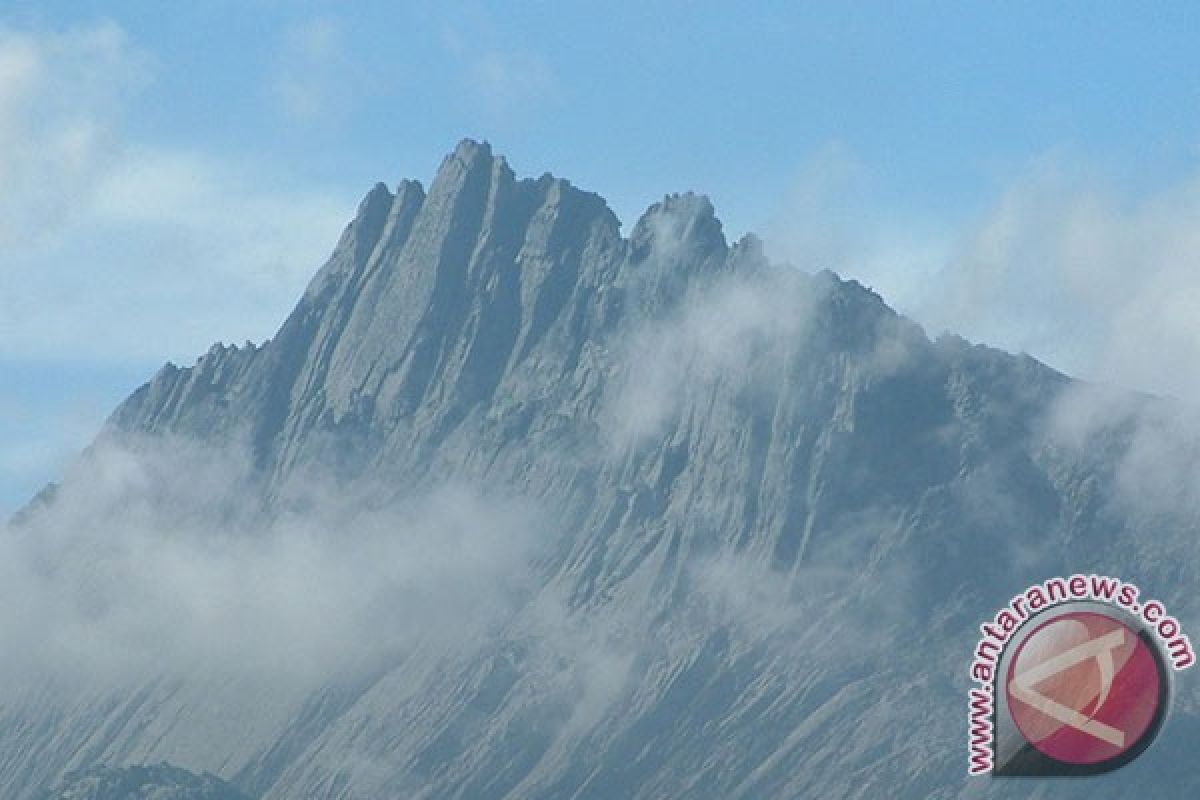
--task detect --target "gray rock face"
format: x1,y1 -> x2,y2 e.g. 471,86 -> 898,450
41,764 -> 249,800
8,139 -> 1200,799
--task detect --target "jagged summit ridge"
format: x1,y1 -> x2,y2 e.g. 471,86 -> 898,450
17,140 -> 1191,800
106,140 -> 779,479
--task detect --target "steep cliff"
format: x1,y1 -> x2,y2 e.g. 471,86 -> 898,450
7,140 -> 1198,799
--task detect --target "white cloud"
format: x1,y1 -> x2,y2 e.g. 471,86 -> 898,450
468,49 -> 559,118
768,148 -> 1200,402
604,268 -> 823,444
924,161 -> 1200,400
0,22 -> 148,246
763,145 -> 952,324
762,143 -> 875,272
441,22 -> 560,125
1047,381 -> 1200,520
0,23 -> 354,366
0,382 -> 118,516
269,16 -> 366,123
1,434 -> 548,690
0,22 -> 356,521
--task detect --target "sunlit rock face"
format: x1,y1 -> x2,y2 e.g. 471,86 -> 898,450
7,140 -> 1200,800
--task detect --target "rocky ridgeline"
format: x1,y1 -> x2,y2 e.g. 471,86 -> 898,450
8,141 -> 1200,799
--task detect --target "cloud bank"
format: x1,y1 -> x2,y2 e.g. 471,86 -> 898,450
0,435 -> 548,692
767,148 -> 1200,403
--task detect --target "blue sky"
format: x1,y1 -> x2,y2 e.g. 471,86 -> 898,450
4,2 -> 1200,513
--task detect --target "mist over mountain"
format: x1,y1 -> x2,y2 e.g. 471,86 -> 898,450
5,140 -> 1200,799
42,764 -> 249,800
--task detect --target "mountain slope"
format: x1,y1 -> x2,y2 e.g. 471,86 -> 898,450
41,764 -> 249,800
6,140 -> 1199,799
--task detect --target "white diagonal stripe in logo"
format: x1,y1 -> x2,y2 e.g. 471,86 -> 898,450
1008,628 -> 1126,748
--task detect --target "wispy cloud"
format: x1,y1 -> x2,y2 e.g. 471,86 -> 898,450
441,20 -> 560,125
768,147 -> 1200,403
0,21 -> 355,520
268,16 -> 369,124
931,160 -> 1200,401
0,22 -> 148,246
604,267 -> 824,445
0,22 -> 353,366
1,434 -> 549,690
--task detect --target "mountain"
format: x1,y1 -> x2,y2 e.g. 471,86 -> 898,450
5,139 -> 1199,798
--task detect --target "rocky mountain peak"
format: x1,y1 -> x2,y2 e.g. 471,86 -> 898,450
11,140 -> 1197,800
631,192 -> 725,252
